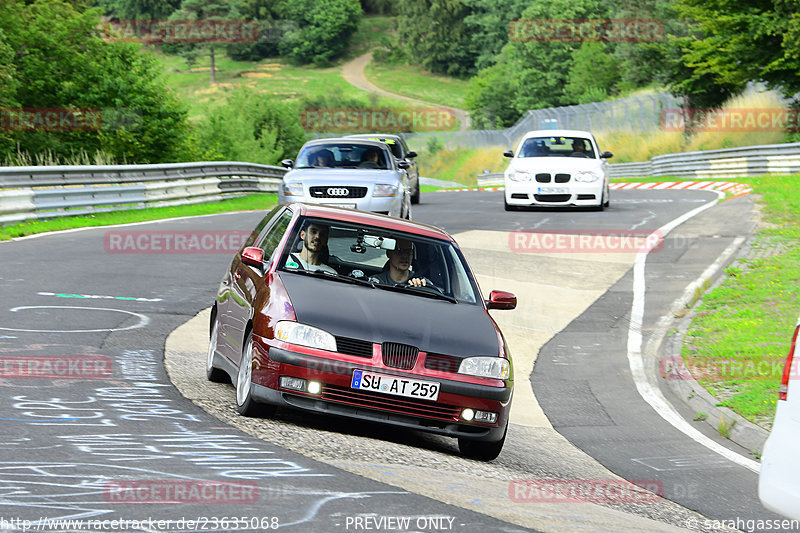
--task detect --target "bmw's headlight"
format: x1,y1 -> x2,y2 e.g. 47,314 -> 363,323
373,184 -> 398,197
275,321 -> 336,351
282,182 -> 304,196
574,171 -> 601,183
507,171 -> 532,182
458,357 -> 510,379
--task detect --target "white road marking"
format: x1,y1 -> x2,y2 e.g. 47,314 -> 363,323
0,306 -> 149,333
627,191 -> 761,473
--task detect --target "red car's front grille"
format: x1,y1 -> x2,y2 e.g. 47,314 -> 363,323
320,384 -> 460,421
335,336 -> 373,358
425,353 -> 460,374
382,342 -> 418,369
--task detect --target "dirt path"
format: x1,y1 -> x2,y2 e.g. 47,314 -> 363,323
341,52 -> 471,132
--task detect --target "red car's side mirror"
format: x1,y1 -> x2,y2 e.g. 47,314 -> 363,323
241,246 -> 265,269
486,290 -> 516,310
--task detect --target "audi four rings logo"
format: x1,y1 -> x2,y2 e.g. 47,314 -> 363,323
327,187 -> 349,197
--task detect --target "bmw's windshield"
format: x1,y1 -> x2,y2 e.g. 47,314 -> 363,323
518,136 -> 596,158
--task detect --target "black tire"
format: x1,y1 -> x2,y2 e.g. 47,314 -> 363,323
206,314 -> 228,383
411,182 -> 420,204
458,422 -> 507,461
235,332 -> 275,417
504,199 -> 517,212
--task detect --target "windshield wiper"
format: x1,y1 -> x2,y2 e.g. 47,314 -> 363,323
282,268 -> 375,288
372,282 -> 457,303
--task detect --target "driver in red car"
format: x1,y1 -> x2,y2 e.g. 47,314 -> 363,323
370,238 -> 431,288
286,222 -> 337,274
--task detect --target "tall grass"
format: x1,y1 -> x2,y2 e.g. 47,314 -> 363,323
2,148 -> 118,166
416,146 -> 507,185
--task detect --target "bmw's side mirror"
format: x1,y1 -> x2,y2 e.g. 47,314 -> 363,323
600,151 -> 613,159
503,150 -> 514,158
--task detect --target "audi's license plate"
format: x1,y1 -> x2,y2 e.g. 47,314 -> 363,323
538,187 -> 569,194
326,203 -> 357,209
351,370 -> 439,401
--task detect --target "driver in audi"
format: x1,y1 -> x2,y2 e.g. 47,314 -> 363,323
369,238 -> 432,288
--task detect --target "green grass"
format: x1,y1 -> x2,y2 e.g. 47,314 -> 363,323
674,175 -> 800,427
157,51 -> 407,121
0,194 -> 277,241
346,16 -> 397,59
364,62 -> 470,109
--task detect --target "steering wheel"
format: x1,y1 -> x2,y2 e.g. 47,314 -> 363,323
405,281 -> 444,295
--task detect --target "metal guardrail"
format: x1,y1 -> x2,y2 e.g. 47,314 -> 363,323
477,142 -> 800,183
0,161 -> 287,224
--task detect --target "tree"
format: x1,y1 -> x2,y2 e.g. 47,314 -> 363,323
280,0 -> 361,65
0,0 -> 194,163
564,42 -> 620,104
93,0 -> 182,20
166,0 -> 241,84
196,88 -> 307,165
397,0 -> 475,77
671,0 -> 800,107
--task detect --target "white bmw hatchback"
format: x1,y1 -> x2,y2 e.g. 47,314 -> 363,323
759,313 -> 800,520
503,129 -> 612,211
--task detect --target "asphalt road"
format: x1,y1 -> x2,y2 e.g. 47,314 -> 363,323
0,187 -> 780,532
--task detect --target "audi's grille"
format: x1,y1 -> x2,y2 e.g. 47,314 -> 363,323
309,186 -> 367,199
382,342 -> 419,370
424,353 -> 460,374
554,173 -> 571,183
535,173 -> 551,183
335,336 -> 373,358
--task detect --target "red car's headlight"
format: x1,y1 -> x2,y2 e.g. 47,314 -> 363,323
458,357 -> 510,379
275,321 -> 336,352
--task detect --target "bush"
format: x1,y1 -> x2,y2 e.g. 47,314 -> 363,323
280,0 -> 362,65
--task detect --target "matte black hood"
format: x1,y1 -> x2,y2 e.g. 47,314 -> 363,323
279,272 -> 499,358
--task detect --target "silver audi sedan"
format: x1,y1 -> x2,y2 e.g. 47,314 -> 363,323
279,139 -> 412,219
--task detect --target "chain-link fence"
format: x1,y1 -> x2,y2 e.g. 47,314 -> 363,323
401,92 -> 683,151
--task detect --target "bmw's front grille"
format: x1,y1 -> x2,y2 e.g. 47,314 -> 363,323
535,173 -> 551,183
382,342 -> 419,370
554,173 -> 571,183
309,186 -> 367,199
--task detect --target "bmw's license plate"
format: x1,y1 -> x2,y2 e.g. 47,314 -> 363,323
351,370 -> 439,401
538,187 -> 569,194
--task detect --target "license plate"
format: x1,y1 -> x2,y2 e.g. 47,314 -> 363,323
538,187 -> 569,194
351,370 -> 439,401
325,203 -> 357,209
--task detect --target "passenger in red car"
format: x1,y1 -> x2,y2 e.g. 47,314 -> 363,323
287,222 -> 336,273
370,238 -> 430,287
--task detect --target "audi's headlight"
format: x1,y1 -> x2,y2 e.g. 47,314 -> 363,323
275,321 -> 336,351
458,357 -> 510,379
574,171 -> 601,183
373,184 -> 397,197
507,171 -> 532,182
282,182 -> 304,196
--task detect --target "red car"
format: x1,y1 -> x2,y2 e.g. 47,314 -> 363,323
207,204 -> 517,460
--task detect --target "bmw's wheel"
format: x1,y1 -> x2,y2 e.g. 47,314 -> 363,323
206,315 -> 228,383
458,421 -> 507,461
504,199 -> 518,212
235,332 -> 274,416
